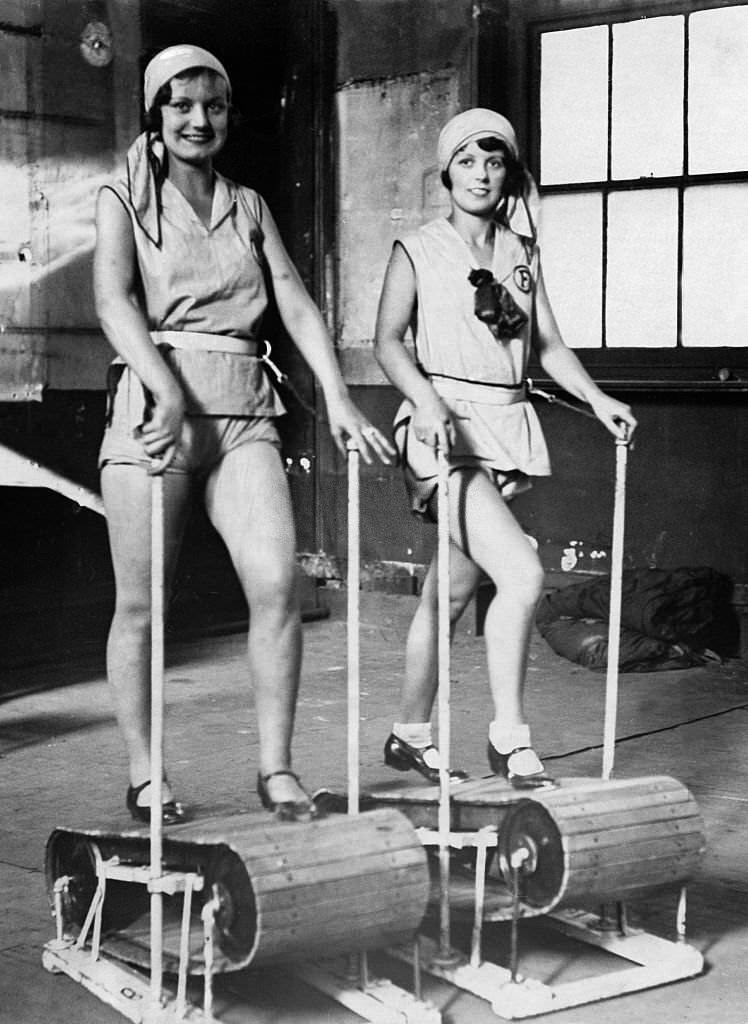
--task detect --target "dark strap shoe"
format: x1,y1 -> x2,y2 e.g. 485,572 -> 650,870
487,742 -> 556,789
384,733 -> 469,784
311,788 -> 379,815
257,770 -> 319,822
126,779 -> 189,825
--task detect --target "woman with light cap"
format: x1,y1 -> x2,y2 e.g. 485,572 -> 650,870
95,44 -> 394,824
374,108 -> 637,786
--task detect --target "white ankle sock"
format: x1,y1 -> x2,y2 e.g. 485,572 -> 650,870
489,722 -> 531,754
393,722 -> 433,749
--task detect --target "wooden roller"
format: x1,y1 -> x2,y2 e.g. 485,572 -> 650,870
45,807 -> 430,974
497,775 -> 705,914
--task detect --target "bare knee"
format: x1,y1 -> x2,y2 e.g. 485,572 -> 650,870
491,555 -> 544,609
418,575 -> 474,626
515,558 -> 545,607
110,594 -> 151,638
245,563 -> 300,621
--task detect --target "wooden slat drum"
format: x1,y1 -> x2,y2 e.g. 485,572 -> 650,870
45,807 -> 429,974
497,776 -> 705,914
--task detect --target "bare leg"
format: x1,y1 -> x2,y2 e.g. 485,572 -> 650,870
400,469 -> 542,726
101,463 -> 192,800
205,441 -> 306,807
400,544 -> 480,721
452,471 -> 544,729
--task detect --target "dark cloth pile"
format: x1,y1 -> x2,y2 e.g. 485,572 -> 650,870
535,566 -> 740,672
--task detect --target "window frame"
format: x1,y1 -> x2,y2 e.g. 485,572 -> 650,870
522,0 -> 748,391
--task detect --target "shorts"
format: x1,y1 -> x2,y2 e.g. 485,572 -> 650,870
401,460 -> 531,522
98,367 -> 280,477
393,407 -> 532,522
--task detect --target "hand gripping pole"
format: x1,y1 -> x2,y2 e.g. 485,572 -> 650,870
149,470 -> 165,1008
602,430 -> 630,781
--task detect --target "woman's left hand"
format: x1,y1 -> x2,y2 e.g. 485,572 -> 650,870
326,394 -> 396,465
589,393 -> 638,441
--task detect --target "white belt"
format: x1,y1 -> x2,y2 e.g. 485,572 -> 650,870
151,330 -> 263,357
431,374 -> 526,406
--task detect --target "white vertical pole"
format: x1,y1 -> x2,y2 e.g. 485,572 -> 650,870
175,875 -> 194,1019
149,471 -> 165,1007
346,442 -> 360,818
470,834 -> 489,967
346,442 -> 369,989
436,447 -> 452,960
202,896 -> 217,1016
602,434 -> 629,780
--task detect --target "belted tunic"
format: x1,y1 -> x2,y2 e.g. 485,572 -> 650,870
103,171 -> 285,417
394,217 -> 551,489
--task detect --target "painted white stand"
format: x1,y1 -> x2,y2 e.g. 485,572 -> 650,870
42,943 -> 220,1024
43,940 -> 443,1024
41,432 -> 705,1023
386,433 -> 704,1017
390,908 -> 703,1020
295,959 -> 441,1024
300,443 -> 439,1024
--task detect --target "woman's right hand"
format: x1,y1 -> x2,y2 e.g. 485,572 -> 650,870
411,395 -> 455,453
135,387 -> 186,474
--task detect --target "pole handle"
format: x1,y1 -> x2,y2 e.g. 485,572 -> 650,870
602,437 -> 629,780
436,446 -> 453,959
346,445 -> 361,816
149,471 -> 165,1004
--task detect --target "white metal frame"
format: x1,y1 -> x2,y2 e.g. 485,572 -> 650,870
298,442 -> 440,1023
41,430 -> 705,1023
383,436 -> 705,1017
43,475 -> 224,1023
390,912 -> 704,1020
44,449 -> 441,1024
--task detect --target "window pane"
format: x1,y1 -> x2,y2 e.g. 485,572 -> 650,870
689,6 -> 748,174
611,17 -> 683,179
540,26 -> 608,185
682,183 -> 748,347
606,190 -> 678,348
539,193 -> 602,349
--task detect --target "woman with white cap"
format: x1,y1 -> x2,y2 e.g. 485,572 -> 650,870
95,45 -> 394,824
375,108 -> 636,787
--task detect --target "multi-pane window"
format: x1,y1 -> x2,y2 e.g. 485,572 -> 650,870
536,5 -> 748,353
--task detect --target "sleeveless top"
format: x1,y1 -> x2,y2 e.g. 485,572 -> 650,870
396,217 -> 551,477
103,172 -> 285,417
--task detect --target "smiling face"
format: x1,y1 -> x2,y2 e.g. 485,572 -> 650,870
447,139 -> 508,217
159,70 -> 229,166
